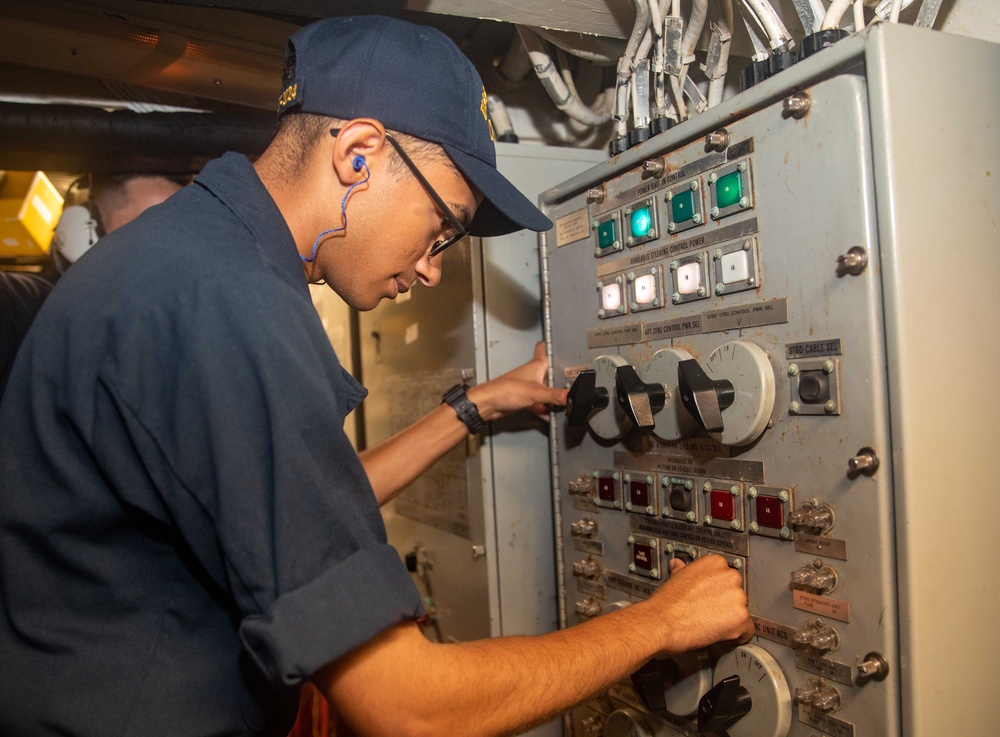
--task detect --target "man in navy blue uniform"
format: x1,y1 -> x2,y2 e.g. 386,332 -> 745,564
0,15 -> 752,737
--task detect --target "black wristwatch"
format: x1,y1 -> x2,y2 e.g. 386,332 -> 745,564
442,384 -> 486,434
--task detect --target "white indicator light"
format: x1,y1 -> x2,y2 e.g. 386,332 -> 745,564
677,263 -> 702,295
634,274 -> 657,304
721,251 -> 750,284
602,282 -> 622,311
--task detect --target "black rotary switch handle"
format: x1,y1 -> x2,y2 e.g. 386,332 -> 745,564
677,359 -> 735,433
698,675 -> 752,737
566,369 -> 609,428
614,364 -> 666,429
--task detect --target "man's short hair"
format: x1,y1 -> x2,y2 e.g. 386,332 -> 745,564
90,175 -> 189,223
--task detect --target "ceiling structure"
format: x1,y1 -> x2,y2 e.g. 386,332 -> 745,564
0,0 -> 996,174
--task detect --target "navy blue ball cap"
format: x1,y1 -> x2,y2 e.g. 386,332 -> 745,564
279,15 -> 552,237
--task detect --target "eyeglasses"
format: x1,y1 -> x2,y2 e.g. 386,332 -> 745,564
330,128 -> 469,257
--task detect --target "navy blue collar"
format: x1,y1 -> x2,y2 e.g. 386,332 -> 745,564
194,152 -> 309,297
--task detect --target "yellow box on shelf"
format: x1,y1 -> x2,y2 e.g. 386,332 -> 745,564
0,171 -> 64,260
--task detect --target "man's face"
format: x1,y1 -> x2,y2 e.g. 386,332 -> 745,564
318,152 -> 480,311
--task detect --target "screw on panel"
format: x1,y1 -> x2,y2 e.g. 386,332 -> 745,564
747,278 -> 755,286
714,249 -> 723,260
749,521 -> 760,533
693,213 -> 703,224
790,401 -> 801,415
617,305 -> 626,314
691,180 -> 700,191
736,161 -> 747,173
739,197 -> 750,208
587,187 -> 607,203
652,298 -> 660,306
716,284 -> 725,295
836,246 -> 868,277
788,364 -> 799,376
672,293 -> 681,304
666,190 -> 674,201
624,473 -> 632,483
642,158 -> 666,178
780,527 -> 792,539
823,360 -> 835,374
650,568 -> 659,578
710,207 -> 721,219
630,302 -> 638,310
613,240 -> 621,250
697,287 -> 706,297
747,487 -> 758,499
730,485 -> 740,496
782,91 -> 812,119
628,535 -> 636,544
731,558 -> 743,570
686,511 -> 697,522
629,563 -> 637,572
708,173 -> 718,184
731,520 -> 742,530
824,400 -> 837,413
670,260 -> 679,271
743,240 -> 752,250
594,248 -> 602,256
696,253 -> 704,263
648,228 -> 657,238
646,505 -> 654,514
668,222 -> 677,233
703,481 -> 713,491
626,236 -> 634,246
625,502 -> 633,511
705,129 -> 730,152
598,309 -> 606,318
685,480 -> 694,490
778,490 -> 789,502
705,515 -> 714,524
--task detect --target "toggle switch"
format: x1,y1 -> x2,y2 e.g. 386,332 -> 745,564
615,364 -> 666,430
566,370 -> 609,428
790,559 -> 839,595
677,358 -> 735,433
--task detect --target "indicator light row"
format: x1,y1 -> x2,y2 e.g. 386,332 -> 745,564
592,159 -> 754,258
596,239 -> 760,319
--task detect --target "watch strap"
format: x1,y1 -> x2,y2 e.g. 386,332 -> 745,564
442,384 -> 486,434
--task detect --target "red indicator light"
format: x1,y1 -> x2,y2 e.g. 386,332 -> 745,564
630,480 -> 650,507
597,476 -> 617,502
710,490 -> 735,521
633,542 -> 654,570
756,495 -> 784,528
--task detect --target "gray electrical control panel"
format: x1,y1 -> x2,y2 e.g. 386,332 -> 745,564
540,24 -> 999,737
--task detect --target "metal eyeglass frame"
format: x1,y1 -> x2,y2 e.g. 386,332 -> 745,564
330,128 -> 469,257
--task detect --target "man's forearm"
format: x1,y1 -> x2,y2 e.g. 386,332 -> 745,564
359,401 -> 468,505
318,604 -> 662,737
315,556 -> 753,737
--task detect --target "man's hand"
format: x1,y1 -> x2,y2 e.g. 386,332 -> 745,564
467,341 -> 568,421
641,554 -> 755,654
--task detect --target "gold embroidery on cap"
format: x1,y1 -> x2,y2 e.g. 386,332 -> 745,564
278,83 -> 299,109
480,87 -> 488,121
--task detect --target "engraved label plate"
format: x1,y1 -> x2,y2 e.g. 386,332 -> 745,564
663,152 -> 727,185
796,534 -> 849,561
726,138 -> 755,161
630,516 -> 750,557
577,579 -> 607,599
596,218 -> 759,277
753,616 -> 797,647
575,538 -> 605,556
587,323 -> 644,348
614,451 -> 764,484
555,208 -> 592,247
703,298 -> 789,333
643,315 -> 704,341
573,497 -> 599,513
795,649 -> 854,687
792,590 -> 851,623
786,338 -> 844,359
605,571 -> 657,599
798,705 -> 856,737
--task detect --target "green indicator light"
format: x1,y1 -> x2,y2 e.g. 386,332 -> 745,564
671,190 -> 695,224
716,171 -> 743,209
630,206 -> 653,238
597,219 -> 617,249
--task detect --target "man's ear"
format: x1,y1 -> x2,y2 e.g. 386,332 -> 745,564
330,119 -> 389,184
